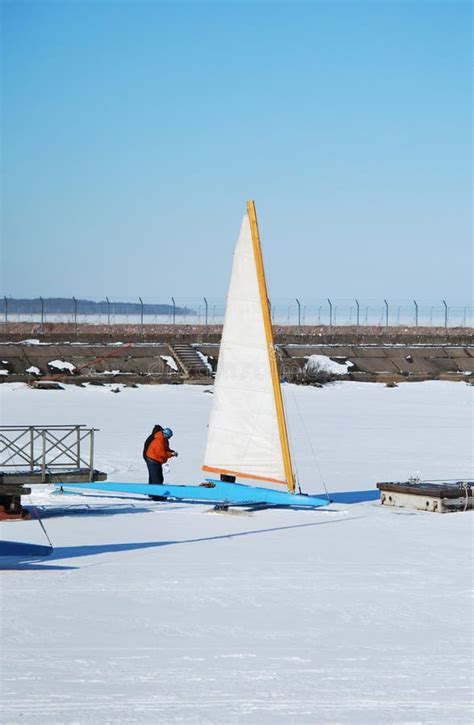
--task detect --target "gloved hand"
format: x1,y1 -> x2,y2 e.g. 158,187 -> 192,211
173,451 -> 178,457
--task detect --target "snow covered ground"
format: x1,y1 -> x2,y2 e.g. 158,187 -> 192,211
0,381 -> 472,723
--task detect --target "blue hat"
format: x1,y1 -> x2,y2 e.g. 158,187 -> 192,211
162,427 -> 173,439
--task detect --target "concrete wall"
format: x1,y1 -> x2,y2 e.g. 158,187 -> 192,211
0,341 -> 472,384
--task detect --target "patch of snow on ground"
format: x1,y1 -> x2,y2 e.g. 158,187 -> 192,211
0,382 -> 472,723
0,369 -> 9,375
160,354 -> 178,371
47,359 -> 76,372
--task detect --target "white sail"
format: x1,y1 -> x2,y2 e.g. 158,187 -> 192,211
202,207 -> 292,486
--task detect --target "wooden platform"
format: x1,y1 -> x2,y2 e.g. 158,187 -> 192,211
377,480 -> 473,513
0,468 -> 108,520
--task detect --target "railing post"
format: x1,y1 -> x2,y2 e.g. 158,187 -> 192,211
171,297 -> 176,325
106,296 -> 111,328
355,299 -> 360,327
139,296 -> 144,336
443,299 -> 448,329
89,429 -> 95,481
76,425 -> 81,468
30,426 -> 34,472
384,299 -> 389,327
327,298 -> 333,327
413,299 -> 418,328
4,296 -> 8,328
204,297 -> 208,327
40,296 -> 44,332
42,430 -> 46,483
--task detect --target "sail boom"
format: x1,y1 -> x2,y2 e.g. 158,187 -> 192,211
202,465 -> 287,486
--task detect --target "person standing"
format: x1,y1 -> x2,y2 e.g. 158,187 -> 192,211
143,425 -> 177,485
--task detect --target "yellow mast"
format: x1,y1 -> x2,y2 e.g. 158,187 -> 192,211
247,200 -> 295,493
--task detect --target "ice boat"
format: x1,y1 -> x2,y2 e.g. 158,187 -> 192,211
60,202 -> 329,509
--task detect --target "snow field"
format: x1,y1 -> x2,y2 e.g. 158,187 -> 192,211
0,381 -> 472,723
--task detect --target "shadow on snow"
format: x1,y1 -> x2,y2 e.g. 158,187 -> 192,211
3,515 -> 362,569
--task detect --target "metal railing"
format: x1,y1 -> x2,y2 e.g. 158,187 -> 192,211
0,425 -> 97,482
1,296 -> 473,328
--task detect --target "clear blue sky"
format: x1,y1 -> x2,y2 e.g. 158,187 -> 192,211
1,0 -> 472,303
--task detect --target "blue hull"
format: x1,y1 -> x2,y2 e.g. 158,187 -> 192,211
56,479 -> 329,508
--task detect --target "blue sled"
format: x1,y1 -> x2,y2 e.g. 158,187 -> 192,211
56,479 -> 330,508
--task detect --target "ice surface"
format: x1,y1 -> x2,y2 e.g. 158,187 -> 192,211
0,381 -> 472,723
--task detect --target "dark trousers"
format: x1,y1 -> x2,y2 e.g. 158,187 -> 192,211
146,457 -> 164,484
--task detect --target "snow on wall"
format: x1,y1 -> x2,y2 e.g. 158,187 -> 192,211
160,354 -> 178,371
305,353 -> 353,375
48,359 -> 76,372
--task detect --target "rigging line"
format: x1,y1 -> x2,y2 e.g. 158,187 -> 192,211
287,385 -> 331,501
32,507 -> 53,550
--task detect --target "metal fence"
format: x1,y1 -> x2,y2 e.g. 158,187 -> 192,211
1,296 -> 473,328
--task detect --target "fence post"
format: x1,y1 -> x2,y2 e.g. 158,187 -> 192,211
106,297 -> 111,328
171,297 -> 176,325
355,299 -> 360,327
204,297 -> 208,327
327,298 -> 332,327
4,296 -> 8,328
296,298 -> 301,328
73,296 -> 78,335
40,296 -> 44,333
139,296 -> 144,336
384,299 -> 389,327
443,300 -> 448,329
413,299 -> 418,328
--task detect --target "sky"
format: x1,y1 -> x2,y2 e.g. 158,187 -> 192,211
1,0 -> 472,305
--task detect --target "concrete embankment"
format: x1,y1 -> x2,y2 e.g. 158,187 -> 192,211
0,324 -> 472,385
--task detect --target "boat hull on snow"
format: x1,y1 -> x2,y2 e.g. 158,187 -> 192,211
56,480 -> 330,508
